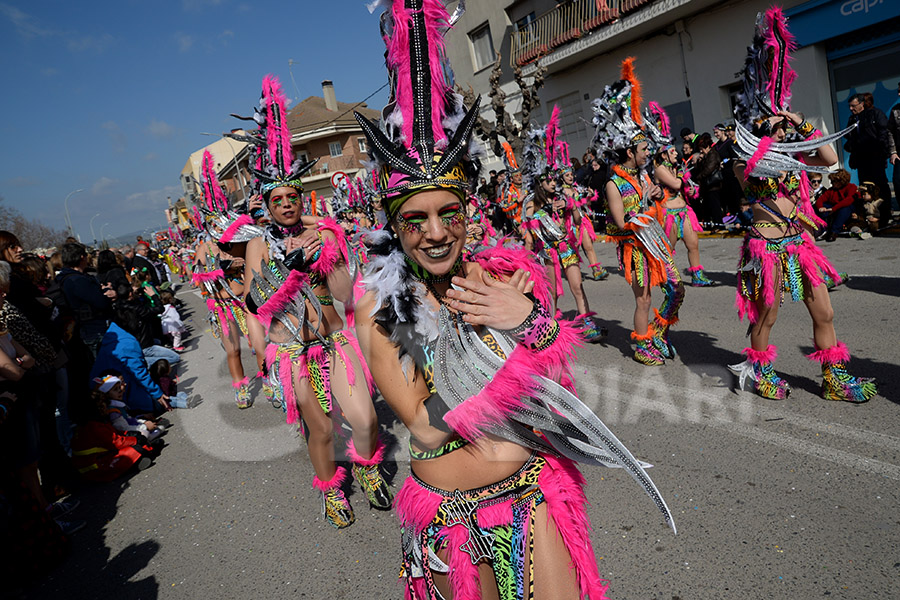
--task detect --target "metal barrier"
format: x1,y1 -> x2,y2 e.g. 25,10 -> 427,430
510,0 -> 656,67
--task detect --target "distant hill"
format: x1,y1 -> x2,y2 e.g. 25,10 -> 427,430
104,224 -> 169,248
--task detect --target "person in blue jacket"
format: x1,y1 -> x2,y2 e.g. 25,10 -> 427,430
90,321 -> 171,414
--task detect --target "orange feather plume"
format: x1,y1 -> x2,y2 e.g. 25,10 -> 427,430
620,57 -> 643,126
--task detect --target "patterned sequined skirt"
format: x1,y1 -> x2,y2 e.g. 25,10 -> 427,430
395,453 -> 608,600
266,329 -> 374,426
206,297 -> 248,340
735,231 -> 842,323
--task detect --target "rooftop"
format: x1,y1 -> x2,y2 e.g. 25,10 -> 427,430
287,95 -> 380,135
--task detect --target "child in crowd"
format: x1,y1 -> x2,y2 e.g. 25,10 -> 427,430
148,359 -> 195,408
92,373 -> 163,441
858,182 -> 883,234
70,381 -> 164,482
131,266 -> 163,313
159,290 -> 186,351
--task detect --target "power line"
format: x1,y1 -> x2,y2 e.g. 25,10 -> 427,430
291,82 -> 389,133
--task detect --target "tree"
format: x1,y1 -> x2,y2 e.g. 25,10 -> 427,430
0,196 -> 68,251
459,52 -> 547,158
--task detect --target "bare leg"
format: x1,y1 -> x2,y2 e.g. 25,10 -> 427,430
545,264 -> 558,314
580,226 -> 600,266
532,502 -> 581,600
292,365 -> 336,481
802,282 -> 837,350
329,348 -> 377,460
220,319 -> 244,384
564,264 -> 590,315
749,273 -> 781,351
631,275 -> 652,334
681,225 -> 702,270
245,311 -> 268,374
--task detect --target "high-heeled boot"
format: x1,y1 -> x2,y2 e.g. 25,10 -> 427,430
729,345 -> 791,399
313,467 -> 355,529
346,439 -> 393,510
807,341 -> 877,403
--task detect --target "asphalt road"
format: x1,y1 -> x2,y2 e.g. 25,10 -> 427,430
29,235 -> 900,600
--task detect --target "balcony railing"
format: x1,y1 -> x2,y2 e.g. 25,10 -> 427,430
510,0 -> 655,67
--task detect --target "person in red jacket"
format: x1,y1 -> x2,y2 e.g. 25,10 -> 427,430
814,169 -> 857,241
70,384 -> 162,482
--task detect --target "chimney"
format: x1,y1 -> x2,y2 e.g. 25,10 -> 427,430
322,80 -> 338,112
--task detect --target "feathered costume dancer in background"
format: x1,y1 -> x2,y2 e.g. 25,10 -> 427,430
727,7 -> 876,403
593,58 -> 684,366
239,75 -> 393,528
645,102 -> 713,287
494,142 -> 526,237
192,149 -> 264,408
520,105 -> 605,342
353,2 -> 674,599
556,140 -> 609,281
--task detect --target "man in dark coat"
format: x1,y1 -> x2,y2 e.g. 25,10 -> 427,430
57,242 -> 115,356
845,93 -> 892,226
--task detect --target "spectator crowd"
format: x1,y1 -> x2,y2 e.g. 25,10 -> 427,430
0,231 -> 194,591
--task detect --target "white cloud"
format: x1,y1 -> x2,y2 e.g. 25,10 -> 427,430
101,120 -> 126,153
219,29 -> 234,45
123,185 -> 181,212
146,119 -> 175,139
41,67 -> 58,77
91,177 -> 116,195
174,32 -> 193,52
144,153 -> 158,161
0,3 -> 53,37
67,33 -> 115,53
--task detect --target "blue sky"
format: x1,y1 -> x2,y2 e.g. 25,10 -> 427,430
0,0 -> 390,244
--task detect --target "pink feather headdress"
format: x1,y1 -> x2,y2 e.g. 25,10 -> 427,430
355,0 -> 482,214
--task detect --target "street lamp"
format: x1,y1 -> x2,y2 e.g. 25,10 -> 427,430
100,223 -> 110,244
89,213 -> 101,244
200,132 -> 248,205
64,188 -> 84,236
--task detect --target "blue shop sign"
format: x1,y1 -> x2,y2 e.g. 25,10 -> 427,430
785,0 -> 900,47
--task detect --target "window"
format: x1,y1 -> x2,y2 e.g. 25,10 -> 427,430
469,23 -> 495,71
513,12 -> 537,46
357,137 -> 367,153
296,150 -> 309,164
328,141 -> 343,157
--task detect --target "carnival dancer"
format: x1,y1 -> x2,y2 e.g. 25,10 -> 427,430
192,150 -> 264,408
644,103 -> 714,287
465,192 -> 496,252
727,8 -> 876,403
594,58 -> 684,366
521,107 -> 604,342
559,158 -> 609,281
495,142 -> 526,236
353,2 -> 674,598
240,75 -> 392,528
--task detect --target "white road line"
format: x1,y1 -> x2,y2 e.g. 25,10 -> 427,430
574,367 -> 900,481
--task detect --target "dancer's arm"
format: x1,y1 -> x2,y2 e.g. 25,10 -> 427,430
778,110 -> 838,167
355,292 -> 449,449
655,164 -> 682,191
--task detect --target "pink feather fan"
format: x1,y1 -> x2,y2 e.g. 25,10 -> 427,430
201,150 -> 229,212
648,101 -> 671,138
261,75 -> 294,173
763,7 -> 797,113
385,0 -> 452,146
545,105 -> 561,165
